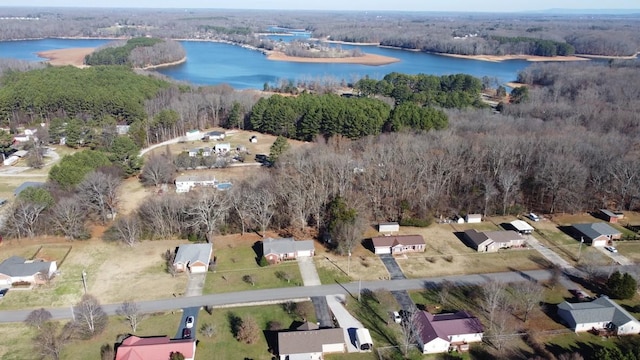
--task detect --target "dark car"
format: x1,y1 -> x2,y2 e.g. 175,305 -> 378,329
0,288 -> 8,298
182,327 -> 191,339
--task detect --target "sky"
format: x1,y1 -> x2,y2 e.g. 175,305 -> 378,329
0,0 -> 637,12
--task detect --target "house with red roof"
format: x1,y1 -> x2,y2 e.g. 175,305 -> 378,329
415,310 -> 484,354
115,335 -> 196,360
370,235 -> 425,255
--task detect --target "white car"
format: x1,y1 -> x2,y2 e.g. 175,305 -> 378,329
185,316 -> 194,328
527,213 -> 540,222
604,246 -> 618,253
392,311 -> 402,324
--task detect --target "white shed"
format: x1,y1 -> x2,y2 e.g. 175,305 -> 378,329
511,220 -> 534,234
378,222 -> 400,233
465,214 -> 482,223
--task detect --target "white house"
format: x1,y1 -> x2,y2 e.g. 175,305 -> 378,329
557,296 -> 640,335
465,214 -> 482,223
207,131 -> 226,140
184,129 -> 202,142
175,175 -> 217,193
370,235 -> 425,255
214,142 -> 231,153
416,310 -> 484,354
0,256 -> 57,287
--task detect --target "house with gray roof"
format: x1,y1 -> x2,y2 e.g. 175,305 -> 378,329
557,296 -> 640,335
262,238 -> 315,264
277,327 -> 345,359
13,181 -> 45,196
572,223 -> 622,247
173,243 -> 212,273
0,256 -> 57,287
462,229 -> 525,253
416,310 -> 484,354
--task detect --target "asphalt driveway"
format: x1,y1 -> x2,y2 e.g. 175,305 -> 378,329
378,254 -> 406,280
175,306 -> 200,340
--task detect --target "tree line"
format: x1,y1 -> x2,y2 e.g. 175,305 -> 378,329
0,8 -> 637,57
84,37 -> 186,68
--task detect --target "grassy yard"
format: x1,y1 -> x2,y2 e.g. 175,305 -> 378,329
204,236 -> 303,293
612,242 -> 640,262
2,302 -> 318,360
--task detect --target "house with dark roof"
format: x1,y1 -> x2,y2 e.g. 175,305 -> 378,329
557,296 -> 640,335
115,335 -> 196,360
13,181 -> 45,196
462,229 -> 525,253
370,235 -> 425,255
572,223 -> 622,247
262,238 -> 315,264
0,256 -> 57,287
277,327 -> 346,359
173,243 -> 212,273
415,310 -> 484,354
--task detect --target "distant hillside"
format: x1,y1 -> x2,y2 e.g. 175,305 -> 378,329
531,8 -> 640,15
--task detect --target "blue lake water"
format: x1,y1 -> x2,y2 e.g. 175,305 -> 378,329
0,38 -> 531,90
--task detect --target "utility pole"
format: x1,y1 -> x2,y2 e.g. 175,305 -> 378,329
81,270 -> 87,295
347,252 -> 351,276
358,279 -> 362,302
577,237 -> 584,261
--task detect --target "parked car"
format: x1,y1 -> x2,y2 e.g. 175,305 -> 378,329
185,316 -> 194,328
604,246 -> 618,253
569,289 -> 590,301
526,213 -> 540,221
392,311 -> 402,324
182,327 -> 191,339
0,288 -> 8,298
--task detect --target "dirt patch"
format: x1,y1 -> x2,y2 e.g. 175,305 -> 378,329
266,50 -> 400,66
119,177 -> 151,215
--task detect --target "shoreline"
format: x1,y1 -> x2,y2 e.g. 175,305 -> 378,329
140,57 -> 187,70
265,50 -> 400,66
436,52 -> 591,63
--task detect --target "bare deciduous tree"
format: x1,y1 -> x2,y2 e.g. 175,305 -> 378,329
111,215 -> 142,247
116,299 -> 145,332
184,188 -> 231,244
78,171 -> 122,224
247,178 -> 276,236
73,294 -> 108,338
25,308 -> 52,330
482,280 -> 507,329
4,200 -> 47,239
276,270 -> 293,283
140,154 -> 175,187
512,281 -> 545,322
200,323 -> 216,338
33,321 -> 75,360
236,316 -> 259,344
398,310 -> 422,356
51,196 -> 88,240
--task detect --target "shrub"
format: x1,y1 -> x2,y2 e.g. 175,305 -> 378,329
258,256 -> 269,267
399,217 -> 432,227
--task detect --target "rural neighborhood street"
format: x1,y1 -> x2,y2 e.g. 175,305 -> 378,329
0,268 -> 575,323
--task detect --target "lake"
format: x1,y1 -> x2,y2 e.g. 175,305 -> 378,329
0,38 -> 531,89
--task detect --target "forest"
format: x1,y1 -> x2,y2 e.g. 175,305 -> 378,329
84,37 -> 186,68
0,8 -> 638,57
2,56 -> 640,248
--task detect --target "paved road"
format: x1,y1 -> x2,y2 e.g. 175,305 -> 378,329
378,254 -> 406,280
0,269 -> 562,323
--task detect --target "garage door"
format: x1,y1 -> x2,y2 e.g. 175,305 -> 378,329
297,250 -> 312,257
592,240 -> 607,247
375,247 -> 391,255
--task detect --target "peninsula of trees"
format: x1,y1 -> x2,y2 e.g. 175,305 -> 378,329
84,37 -> 186,68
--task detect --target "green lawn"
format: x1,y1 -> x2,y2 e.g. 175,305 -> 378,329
612,242 -> 640,262
204,244 -> 302,293
315,260 -> 352,285
5,302 -> 318,360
